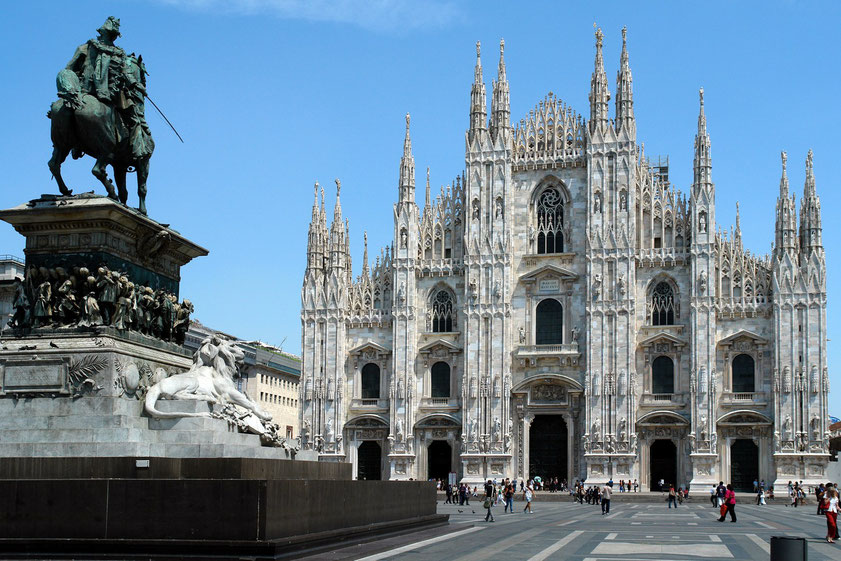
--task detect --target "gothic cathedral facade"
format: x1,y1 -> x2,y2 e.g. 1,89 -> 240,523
300,29 -> 830,490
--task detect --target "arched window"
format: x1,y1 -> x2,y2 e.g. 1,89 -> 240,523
431,362 -> 451,398
652,356 -> 674,394
651,281 -> 675,326
732,354 -> 755,393
431,290 -> 454,332
535,298 -> 563,345
536,187 -> 564,254
361,363 -> 380,399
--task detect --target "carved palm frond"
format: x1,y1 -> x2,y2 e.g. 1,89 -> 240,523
68,354 -> 108,384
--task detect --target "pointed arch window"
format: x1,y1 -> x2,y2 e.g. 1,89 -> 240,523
432,290 -> 454,332
536,187 -> 565,254
650,281 -> 675,326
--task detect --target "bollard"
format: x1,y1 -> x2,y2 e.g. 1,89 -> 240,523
770,536 -> 807,561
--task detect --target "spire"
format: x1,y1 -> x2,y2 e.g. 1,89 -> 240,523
306,181 -> 324,275
332,178 -> 343,225
398,113 -> 416,204
424,167 -> 431,208
588,27 -> 610,133
469,41 -> 487,140
734,201 -> 742,246
615,26 -> 634,133
311,181 -> 319,222
693,88 -> 712,188
774,150 -> 798,259
490,38 -> 510,139
362,231 -> 369,276
779,150 -> 789,197
799,149 -> 823,258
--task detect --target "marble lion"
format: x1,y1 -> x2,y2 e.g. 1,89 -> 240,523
144,334 -> 271,421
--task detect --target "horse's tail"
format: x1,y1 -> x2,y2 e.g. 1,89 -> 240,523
143,379 -> 211,419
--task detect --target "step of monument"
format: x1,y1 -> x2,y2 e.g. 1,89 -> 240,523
0,427 -> 148,444
150,428 -> 263,447
146,415 -> 235,432
0,414 -> 146,430
152,400 -> 214,414
0,441 -> 153,458
0,396 -> 142,418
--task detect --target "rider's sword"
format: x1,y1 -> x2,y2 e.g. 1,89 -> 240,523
145,94 -> 184,143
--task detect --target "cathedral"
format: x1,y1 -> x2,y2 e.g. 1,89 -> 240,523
299,28 -> 830,491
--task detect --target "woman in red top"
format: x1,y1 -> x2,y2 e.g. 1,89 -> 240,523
717,483 -> 737,522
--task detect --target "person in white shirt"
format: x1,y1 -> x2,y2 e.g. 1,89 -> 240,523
601,483 -> 612,515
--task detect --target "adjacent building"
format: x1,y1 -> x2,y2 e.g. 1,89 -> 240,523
185,320 -> 301,438
0,255 -> 24,327
300,29 -> 830,489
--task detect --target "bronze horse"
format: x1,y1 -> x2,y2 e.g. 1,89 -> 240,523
47,58 -> 153,215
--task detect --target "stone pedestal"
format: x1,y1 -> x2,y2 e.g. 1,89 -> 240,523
773,452 -> 831,489
0,194 -> 207,295
689,453 -> 719,488
0,331 -> 312,460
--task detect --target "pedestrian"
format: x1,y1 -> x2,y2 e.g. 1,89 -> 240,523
718,483 -> 737,522
790,485 -> 797,508
523,483 -> 534,513
668,484 -> 678,509
445,483 -> 453,504
710,484 -> 717,507
817,484 -> 826,515
504,483 -> 515,513
753,479 -> 759,493
633,479 -> 638,492
483,479 -> 496,522
823,487 -> 838,543
716,481 -> 726,507
602,483 -> 612,515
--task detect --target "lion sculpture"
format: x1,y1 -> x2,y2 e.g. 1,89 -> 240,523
144,335 -> 271,422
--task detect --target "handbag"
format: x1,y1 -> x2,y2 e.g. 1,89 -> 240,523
719,504 -> 728,517
483,497 -> 492,509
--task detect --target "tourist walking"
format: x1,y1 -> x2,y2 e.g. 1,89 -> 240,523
523,483 -> 534,513
601,483 -> 612,515
504,483 -> 515,513
483,479 -> 496,522
667,484 -> 678,508
717,484 -> 737,522
823,487 -> 838,543
710,484 -> 717,507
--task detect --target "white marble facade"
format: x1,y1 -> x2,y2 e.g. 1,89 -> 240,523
300,30 -> 830,490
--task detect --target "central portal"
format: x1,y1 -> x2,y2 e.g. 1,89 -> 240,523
649,439 -> 677,490
529,415 -> 568,482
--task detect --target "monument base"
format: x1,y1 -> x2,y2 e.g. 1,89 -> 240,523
0,477 -> 445,560
0,331 -> 310,460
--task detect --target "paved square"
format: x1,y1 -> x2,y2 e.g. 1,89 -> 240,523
307,500 -> 839,560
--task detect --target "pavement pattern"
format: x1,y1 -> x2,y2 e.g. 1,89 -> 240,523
301,499 -> 839,561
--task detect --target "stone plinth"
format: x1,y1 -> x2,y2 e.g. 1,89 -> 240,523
0,331 -> 311,461
0,194 -> 208,294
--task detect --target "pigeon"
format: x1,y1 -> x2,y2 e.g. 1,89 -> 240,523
472,510 -> 475,514
49,342 -> 59,348
457,510 -> 463,513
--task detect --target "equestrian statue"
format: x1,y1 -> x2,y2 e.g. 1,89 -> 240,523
48,17 -> 155,215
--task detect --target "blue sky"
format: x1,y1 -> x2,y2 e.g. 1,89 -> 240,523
0,1 -> 838,405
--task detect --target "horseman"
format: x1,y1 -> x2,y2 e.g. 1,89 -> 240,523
62,16 -> 153,161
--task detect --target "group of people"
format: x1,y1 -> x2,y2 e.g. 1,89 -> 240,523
481,478 -> 537,521
8,264 -> 192,344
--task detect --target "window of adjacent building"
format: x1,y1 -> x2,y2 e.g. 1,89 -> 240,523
535,298 -> 563,345
536,187 -> 565,254
432,290 -> 454,332
650,281 -> 675,325
652,355 -> 675,394
431,361 -> 451,398
361,363 -> 380,399
732,354 -> 755,393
